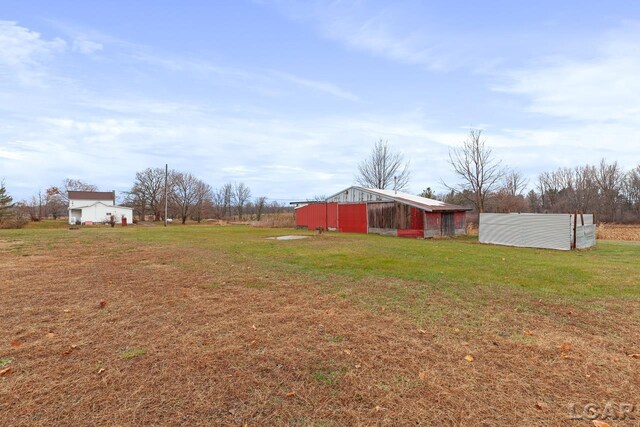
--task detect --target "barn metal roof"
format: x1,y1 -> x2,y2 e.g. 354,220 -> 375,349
326,186 -> 472,212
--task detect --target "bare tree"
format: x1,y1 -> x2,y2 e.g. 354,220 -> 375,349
625,165 -> 640,216
44,186 -> 66,219
192,180 -> 213,223
171,172 -> 201,224
233,182 -> 251,220
129,168 -> 170,221
211,187 -> 225,219
222,183 -> 233,218
490,169 -> 528,212
446,129 -> 504,212
61,179 -> 98,203
254,196 -> 267,221
501,169 -> 528,197
356,139 -> 410,191
594,159 -> 624,222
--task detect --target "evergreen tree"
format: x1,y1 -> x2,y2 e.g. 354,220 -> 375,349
0,180 -> 15,220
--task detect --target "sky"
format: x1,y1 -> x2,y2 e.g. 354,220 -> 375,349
1,0 -> 640,202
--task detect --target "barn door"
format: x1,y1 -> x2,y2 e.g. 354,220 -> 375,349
442,213 -> 454,236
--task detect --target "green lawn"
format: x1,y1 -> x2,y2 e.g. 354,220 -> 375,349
6,223 -> 639,302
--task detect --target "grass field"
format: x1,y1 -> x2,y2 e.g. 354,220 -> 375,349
1,224 -> 639,426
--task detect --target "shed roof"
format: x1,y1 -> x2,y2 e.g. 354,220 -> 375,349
327,186 -> 472,212
68,191 -> 115,201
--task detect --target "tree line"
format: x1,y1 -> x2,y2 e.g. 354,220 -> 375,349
2,131 -> 640,227
0,169 -> 289,227
125,167 -> 280,223
357,132 -> 640,223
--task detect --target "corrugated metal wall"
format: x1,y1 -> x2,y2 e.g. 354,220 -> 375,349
295,203 -> 338,230
338,203 -> 367,233
327,188 -> 390,203
479,213 -> 596,250
572,214 -> 595,249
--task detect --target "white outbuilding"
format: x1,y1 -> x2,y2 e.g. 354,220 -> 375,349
68,191 -> 133,225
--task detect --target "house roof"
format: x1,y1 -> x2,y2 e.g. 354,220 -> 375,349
327,186 -> 472,212
68,191 -> 115,201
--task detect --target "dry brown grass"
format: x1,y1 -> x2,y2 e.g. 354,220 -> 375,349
596,223 -> 640,241
1,230 -> 639,426
250,213 -> 296,228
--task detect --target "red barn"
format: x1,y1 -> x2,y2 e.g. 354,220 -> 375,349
293,186 -> 471,238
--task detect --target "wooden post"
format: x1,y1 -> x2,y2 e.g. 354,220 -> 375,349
164,164 -> 168,227
572,210 -> 577,249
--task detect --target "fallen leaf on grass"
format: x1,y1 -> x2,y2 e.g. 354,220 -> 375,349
0,367 -> 11,376
418,370 -> 427,381
46,332 -> 55,338
629,353 -> 640,359
374,405 -> 384,412
464,355 -> 474,362
10,340 -> 21,347
417,329 -> 427,334
63,345 -> 78,356
344,349 -> 351,355
285,391 -> 295,398
523,330 -> 536,336
535,402 -> 544,410
99,300 -> 107,308
592,421 -> 611,427
251,325 -> 257,330
559,342 -> 572,352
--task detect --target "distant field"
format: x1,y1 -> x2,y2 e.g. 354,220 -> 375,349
597,223 -> 640,241
1,225 -> 639,426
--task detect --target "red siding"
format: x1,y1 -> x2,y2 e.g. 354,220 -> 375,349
397,229 -> 424,238
424,212 -> 441,230
327,202 -> 338,229
410,207 -> 424,230
295,204 -> 326,230
338,203 -> 367,233
396,207 -> 424,238
454,211 -> 465,229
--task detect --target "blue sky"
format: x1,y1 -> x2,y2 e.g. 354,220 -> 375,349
1,1 -> 639,201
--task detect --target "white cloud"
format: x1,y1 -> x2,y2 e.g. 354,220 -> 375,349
0,20 -> 66,67
72,38 -> 103,54
0,20 -> 66,86
271,71 -> 359,101
265,1 -> 491,72
495,23 -> 640,123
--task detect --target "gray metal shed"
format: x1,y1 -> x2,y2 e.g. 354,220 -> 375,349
479,213 -> 596,250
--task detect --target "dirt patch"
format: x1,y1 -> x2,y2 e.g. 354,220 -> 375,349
266,235 -> 310,240
0,240 -> 23,249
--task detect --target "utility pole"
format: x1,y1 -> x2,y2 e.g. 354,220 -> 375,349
164,164 -> 168,227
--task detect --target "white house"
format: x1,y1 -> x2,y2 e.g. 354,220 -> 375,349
68,191 -> 133,225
